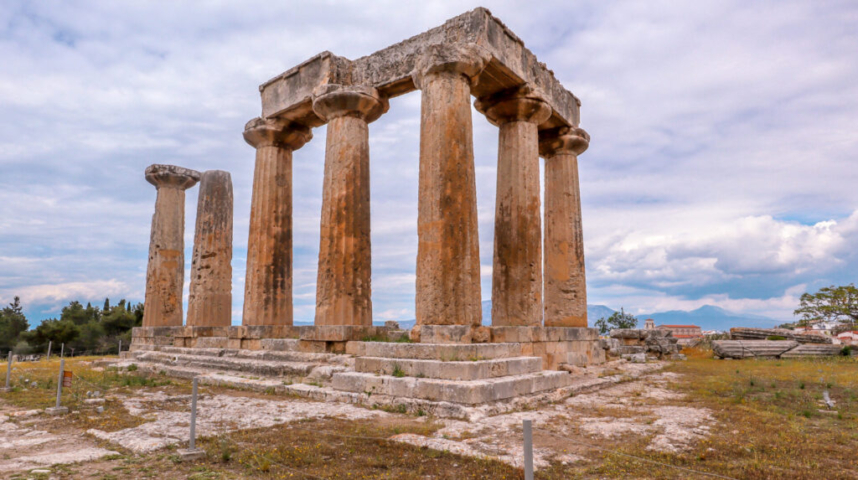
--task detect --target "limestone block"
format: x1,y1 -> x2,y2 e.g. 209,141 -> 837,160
418,325 -> 473,344
354,356 -> 541,380
299,340 -> 328,354
260,339 -> 301,352
241,339 -> 262,350
490,327 -> 534,343
610,329 -> 643,339
194,337 -> 228,349
472,326 -> 491,343
352,342 -> 522,360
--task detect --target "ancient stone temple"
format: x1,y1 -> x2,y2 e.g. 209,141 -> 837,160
130,8 -> 602,416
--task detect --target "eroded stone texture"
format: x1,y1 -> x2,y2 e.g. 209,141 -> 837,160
187,170 -> 234,327
477,86 -> 551,327
539,127 -> 590,327
242,118 -> 312,326
413,44 -> 489,327
312,85 -> 388,326
143,165 -> 200,327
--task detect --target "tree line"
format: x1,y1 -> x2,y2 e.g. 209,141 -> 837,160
0,297 -> 142,356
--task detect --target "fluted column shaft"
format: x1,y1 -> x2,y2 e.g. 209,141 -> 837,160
187,170 -> 234,327
477,90 -> 552,326
540,127 -> 590,327
412,44 -> 489,327
143,165 -> 200,327
312,85 -> 387,326
242,118 -> 311,326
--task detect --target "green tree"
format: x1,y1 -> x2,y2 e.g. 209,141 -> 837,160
25,318 -> 80,349
103,298 -> 110,312
794,284 -> 858,327
101,302 -> 137,336
0,297 -> 29,351
594,307 -> 638,335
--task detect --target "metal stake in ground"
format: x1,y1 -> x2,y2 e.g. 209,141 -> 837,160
61,343 -> 64,358
2,351 -> 12,393
118,339 -> 122,356
46,358 -> 68,415
523,419 -> 534,480
47,341 -> 52,361
178,377 -> 205,460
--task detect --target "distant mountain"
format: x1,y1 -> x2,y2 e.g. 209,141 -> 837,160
636,305 -> 781,331
374,303 -> 781,332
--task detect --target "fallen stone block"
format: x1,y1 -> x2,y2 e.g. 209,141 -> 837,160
712,340 -> 798,359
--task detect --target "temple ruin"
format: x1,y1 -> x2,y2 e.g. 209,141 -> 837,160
129,8 -> 604,415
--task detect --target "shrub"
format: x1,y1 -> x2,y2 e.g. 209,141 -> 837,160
840,345 -> 853,356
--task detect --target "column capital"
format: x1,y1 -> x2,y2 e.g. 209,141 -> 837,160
538,126 -> 590,158
475,85 -> 552,126
411,43 -> 491,89
243,117 -> 312,150
312,84 -> 389,124
145,164 -> 201,190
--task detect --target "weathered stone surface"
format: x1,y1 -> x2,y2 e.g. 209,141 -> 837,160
540,127 -> 590,327
414,44 -> 485,327
331,370 -> 572,405
779,344 -> 845,357
242,118 -> 312,326
476,87 -> 551,327
729,327 -> 833,344
417,325 -> 474,344
712,340 -> 799,359
259,8 -> 579,130
312,85 -> 387,326
345,342 -> 522,361
143,164 -> 201,328
354,356 -> 541,381
187,170 -> 233,327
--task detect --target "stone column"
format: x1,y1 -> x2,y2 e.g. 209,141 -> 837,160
411,44 -> 490,327
142,164 -> 201,327
539,127 -> 590,327
311,85 -> 388,326
187,170 -> 234,327
476,87 -> 552,327
242,117 -> 312,326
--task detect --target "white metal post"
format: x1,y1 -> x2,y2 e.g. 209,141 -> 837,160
190,377 -> 198,449
47,341 -> 52,360
55,358 -> 65,408
523,419 -> 534,480
4,351 -> 11,390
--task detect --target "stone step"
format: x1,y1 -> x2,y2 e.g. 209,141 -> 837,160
151,346 -> 343,364
712,340 -> 799,359
331,370 -> 572,405
133,351 -> 320,378
346,342 -> 522,360
354,356 -> 541,380
780,344 -> 844,358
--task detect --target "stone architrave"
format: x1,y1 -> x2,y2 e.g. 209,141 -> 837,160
311,85 -> 388,326
187,170 -> 234,327
143,164 -> 201,327
242,118 -> 312,326
476,87 -> 552,327
539,127 -> 590,327
412,44 -> 490,327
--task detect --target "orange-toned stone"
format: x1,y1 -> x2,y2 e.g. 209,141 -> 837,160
539,127 -> 590,327
241,117 -> 311,326
312,85 -> 388,326
412,44 -> 490,327
477,87 -> 552,327
142,164 -> 200,328
187,170 -> 234,327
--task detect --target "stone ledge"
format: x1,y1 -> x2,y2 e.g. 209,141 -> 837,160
331,370 -> 572,405
346,342 -> 523,360
354,356 -> 542,381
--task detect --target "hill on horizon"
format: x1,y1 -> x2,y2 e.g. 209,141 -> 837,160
369,302 -> 782,332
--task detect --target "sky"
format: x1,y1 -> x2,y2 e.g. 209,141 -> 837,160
1,0 -> 856,325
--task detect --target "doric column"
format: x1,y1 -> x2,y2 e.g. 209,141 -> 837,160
311,85 -> 388,326
411,44 -> 490,327
142,164 -> 200,327
242,117 -> 312,326
539,127 -> 590,327
476,87 -> 552,327
187,170 -> 234,327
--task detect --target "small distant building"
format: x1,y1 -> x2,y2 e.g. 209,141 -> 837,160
644,318 -> 655,330
836,331 -> 858,345
657,324 -> 703,339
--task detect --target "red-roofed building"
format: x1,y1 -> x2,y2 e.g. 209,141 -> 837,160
657,324 -> 703,338
836,331 -> 858,345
